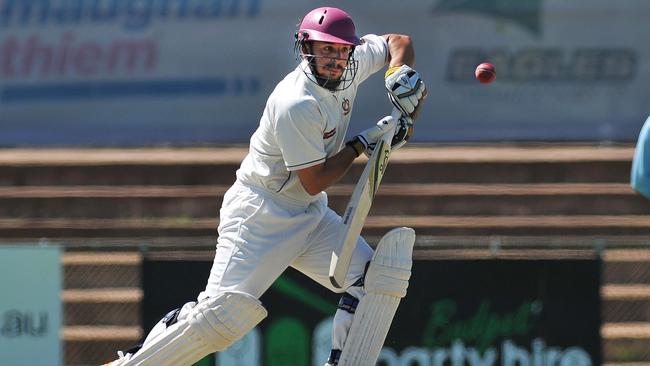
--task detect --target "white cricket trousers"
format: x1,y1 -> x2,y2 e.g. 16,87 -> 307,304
197,182 -> 373,352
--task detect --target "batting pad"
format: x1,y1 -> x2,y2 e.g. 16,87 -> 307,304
121,291 -> 267,366
338,227 -> 415,366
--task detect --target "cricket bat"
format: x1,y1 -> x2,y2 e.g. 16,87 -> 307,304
329,108 -> 401,288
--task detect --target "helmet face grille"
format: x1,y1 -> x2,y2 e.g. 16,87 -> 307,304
294,39 -> 359,91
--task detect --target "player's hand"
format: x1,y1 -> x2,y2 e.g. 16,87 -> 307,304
365,115 -> 413,157
385,65 -> 427,119
390,115 -> 414,152
346,116 -> 395,157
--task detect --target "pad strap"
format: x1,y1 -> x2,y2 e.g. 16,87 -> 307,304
337,293 -> 360,314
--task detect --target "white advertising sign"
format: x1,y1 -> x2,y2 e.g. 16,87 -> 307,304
0,246 -> 62,366
0,0 -> 648,144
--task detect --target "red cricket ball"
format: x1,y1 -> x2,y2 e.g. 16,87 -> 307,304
475,62 -> 496,84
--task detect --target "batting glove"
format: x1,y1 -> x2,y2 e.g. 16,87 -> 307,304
346,116 -> 395,157
390,115 -> 414,152
385,65 -> 427,119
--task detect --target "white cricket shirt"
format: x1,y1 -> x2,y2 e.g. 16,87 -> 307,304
236,34 -> 389,205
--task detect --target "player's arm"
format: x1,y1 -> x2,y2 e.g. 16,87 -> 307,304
383,34 -> 416,68
297,116 -> 398,195
296,146 -> 358,196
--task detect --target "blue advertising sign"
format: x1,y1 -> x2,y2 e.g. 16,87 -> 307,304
0,246 -> 62,366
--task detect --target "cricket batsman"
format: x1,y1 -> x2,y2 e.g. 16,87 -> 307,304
105,6 -> 427,366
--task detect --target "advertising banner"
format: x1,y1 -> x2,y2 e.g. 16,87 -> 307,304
0,246 -> 62,366
0,0 -> 648,145
143,257 -> 601,366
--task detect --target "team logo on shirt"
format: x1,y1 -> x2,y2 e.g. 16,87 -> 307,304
342,98 -> 351,115
323,128 -> 337,139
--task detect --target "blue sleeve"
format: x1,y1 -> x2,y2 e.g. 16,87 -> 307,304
631,116 -> 650,199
